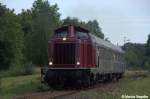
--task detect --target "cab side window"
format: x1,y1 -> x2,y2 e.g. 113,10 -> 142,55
55,31 -> 67,38
76,32 -> 89,39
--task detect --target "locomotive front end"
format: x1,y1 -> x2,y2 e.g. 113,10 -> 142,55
42,25 -> 125,88
42,25 -> 96,88
48,25 -> 78,68
42,26 -> 80,87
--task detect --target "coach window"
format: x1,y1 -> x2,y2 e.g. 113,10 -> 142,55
76,31 -> 89,39
116,54 -> 118,62
55,31 -> 67,38
97,48 -> 100,67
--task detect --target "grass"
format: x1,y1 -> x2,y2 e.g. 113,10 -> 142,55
80,91 -> 119,99
0,70 -> 150,99
0,67 -> 49,99
80,71 -> 150,99
0,74 -> 41,99
123,73 -> 150,95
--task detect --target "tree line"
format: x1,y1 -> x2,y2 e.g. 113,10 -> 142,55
122,34 -> 150,70
0,0 -> 104,75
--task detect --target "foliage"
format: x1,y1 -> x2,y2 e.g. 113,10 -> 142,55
0,77 -> 1,92
144,59 -> 150,70
9,62 -> 35,76
0,3 -> 24,71
144,34 -> 150,70
0,41 -> 13,70
37,83 -> 49,92
123,34 -> 150,70
146,34 -> 150,56
20,0 -> 60,65
23,62 -> 35,75
86,20 -> 104,39
62,17 -> 82,26
0,0 -> 61,74
123,43 -> 146,69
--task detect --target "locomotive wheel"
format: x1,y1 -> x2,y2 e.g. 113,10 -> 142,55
47,80 -> 65,89
89,76 -> 95,87
106,74 -> 113,82
82,75 -> 90,87
76,80 -> 82,89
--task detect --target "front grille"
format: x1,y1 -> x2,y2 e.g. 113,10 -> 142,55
54,43 -> 75,64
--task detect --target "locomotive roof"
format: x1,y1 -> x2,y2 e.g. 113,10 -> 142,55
90,34 -> 124,54
54,25 -> 124,53
54,25 -> 89,33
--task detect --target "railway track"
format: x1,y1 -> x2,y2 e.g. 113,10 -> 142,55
14,80 -> 120,99
13,90 -> 77,99
13,86 -> 93,99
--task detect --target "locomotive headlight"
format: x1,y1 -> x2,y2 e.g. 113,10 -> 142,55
49,61 -> 53,65
76,61 -> 80,65
63,37 -> 66,41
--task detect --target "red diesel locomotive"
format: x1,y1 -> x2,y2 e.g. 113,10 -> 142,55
41,25 -> 125,88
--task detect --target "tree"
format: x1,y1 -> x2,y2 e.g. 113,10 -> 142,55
144,34 -> 150,70
122,34 -> 150,70
18,9 -> 33,63
146,34 -> 150,56
0,41 -> 13,70
0,3 -> 24,70
122,43 -> 146,69
18,9 -> 33,36
86,20 -> 104,39
25,0 -> 60,65
62,17 -> 86,26
105,37 -> 110,42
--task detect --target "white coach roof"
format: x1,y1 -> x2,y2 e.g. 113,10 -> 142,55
90,34 -> 124,54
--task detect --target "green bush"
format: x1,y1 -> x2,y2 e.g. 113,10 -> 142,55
22,62 -> 35,75
0,77 -> 1,92
37,83 -> 50,92
143,57 -> 150,71
0,41 -> 14,70
0,61 -> 35,78
144,61 -> 150,71
9,62 -> 35,76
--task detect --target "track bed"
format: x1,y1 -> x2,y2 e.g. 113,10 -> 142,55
14,80 -> 123,99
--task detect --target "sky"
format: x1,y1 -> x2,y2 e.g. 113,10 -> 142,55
1,0 -> 150,45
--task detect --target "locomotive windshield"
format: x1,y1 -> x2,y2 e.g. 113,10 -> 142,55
55,31 -> 67,38
76,31 -> 89,39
